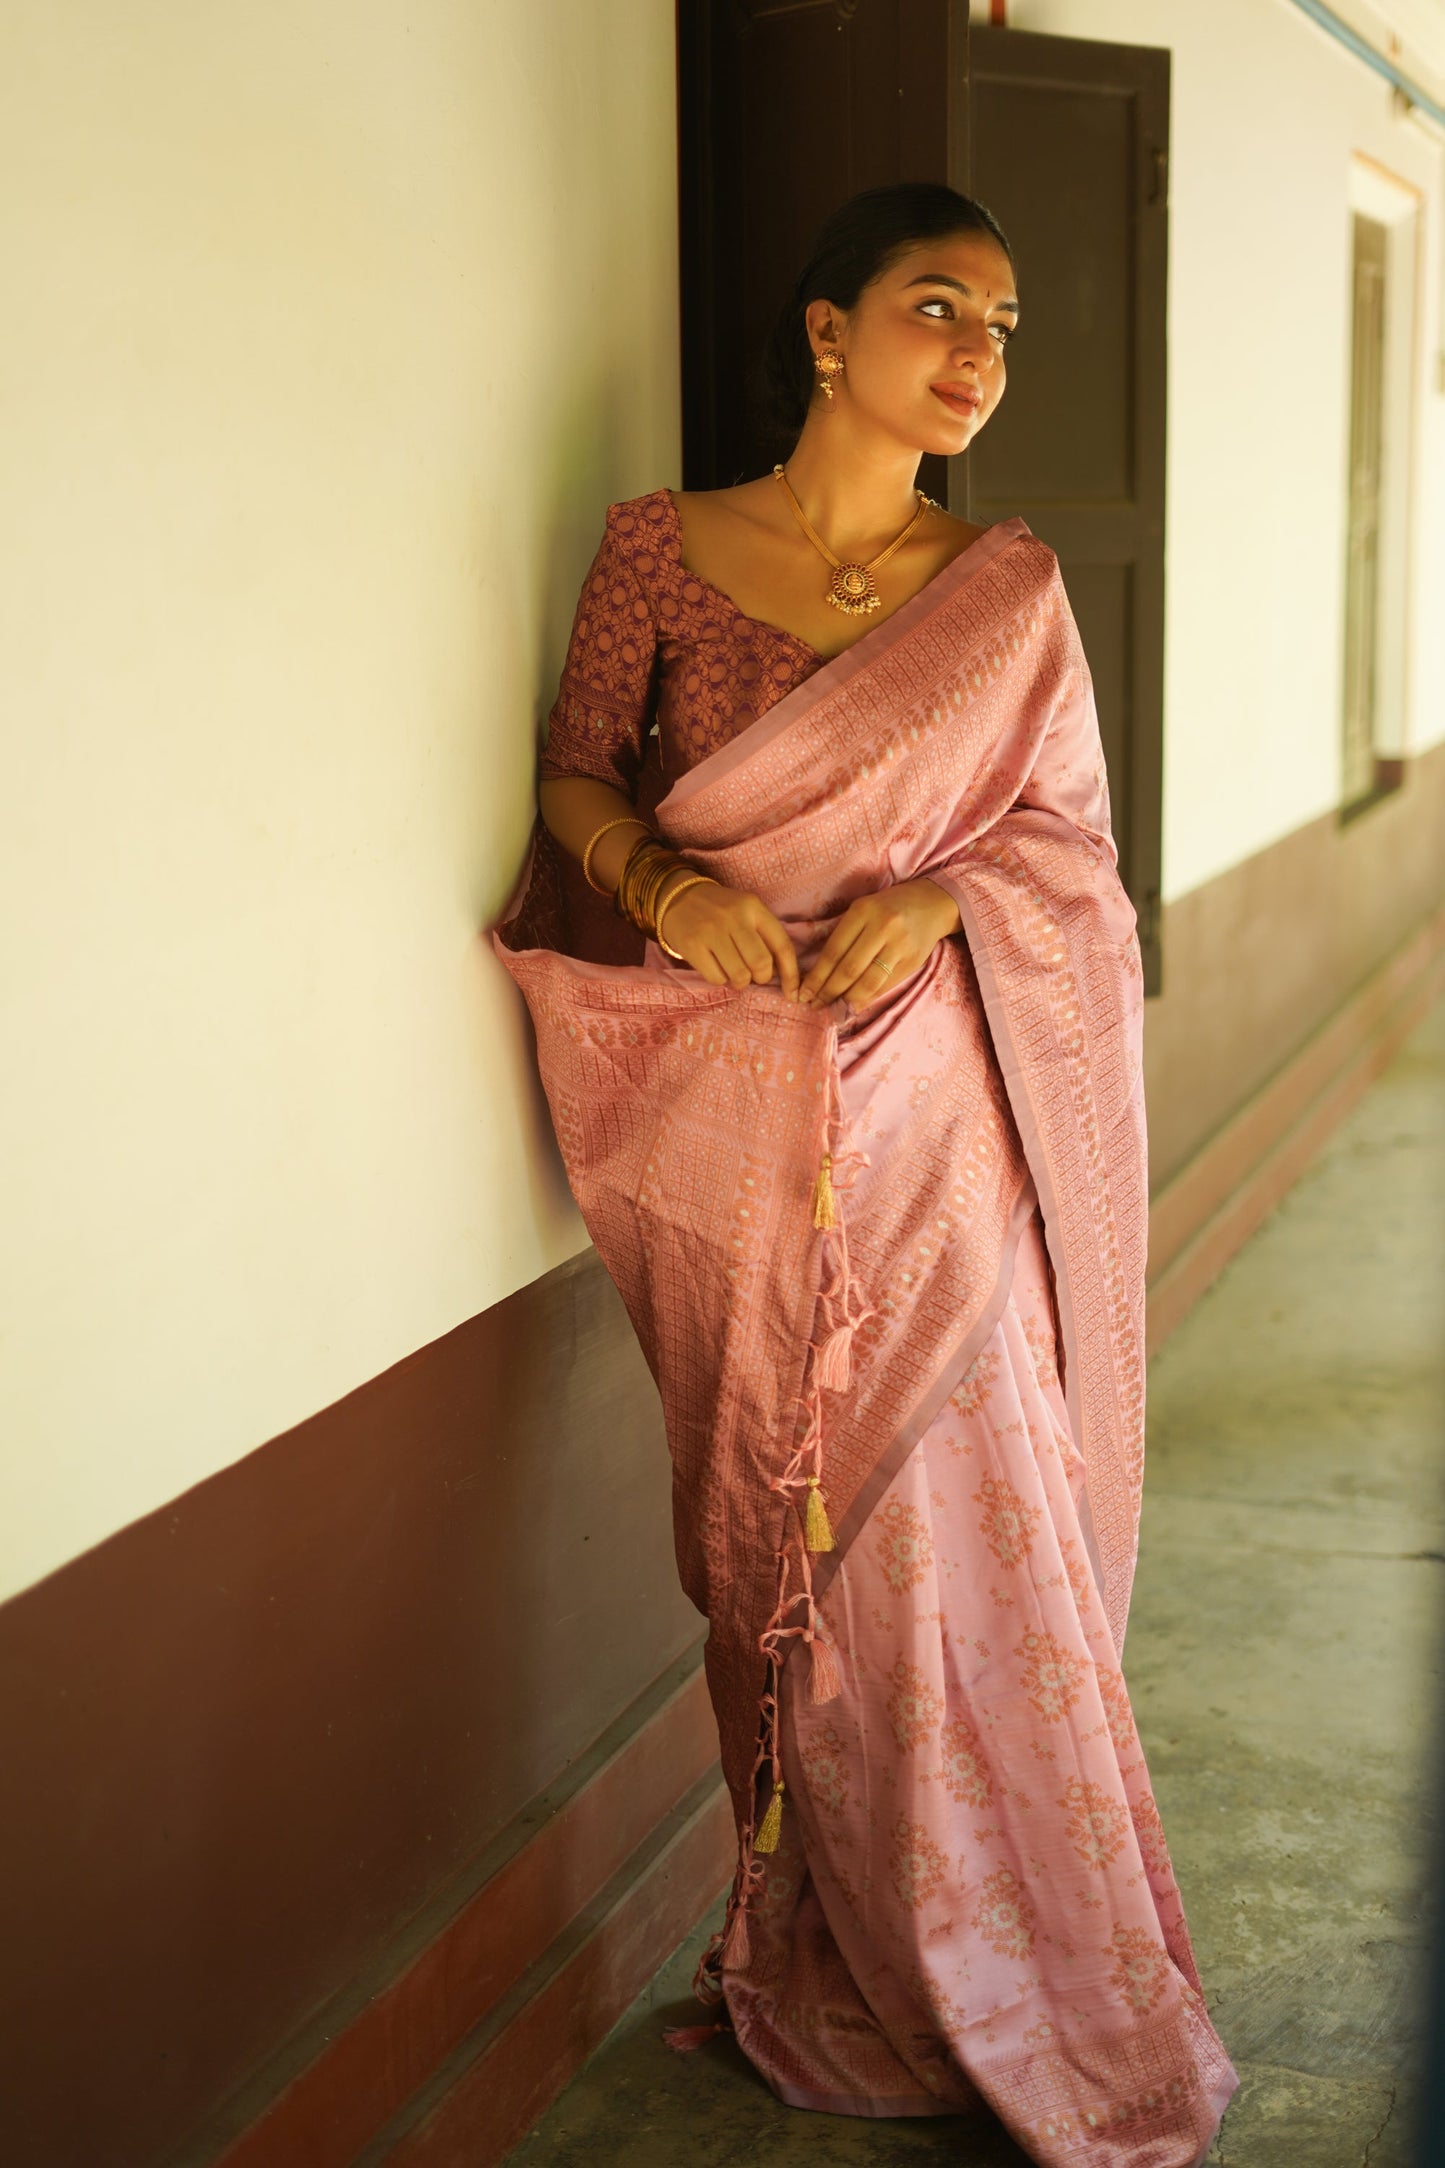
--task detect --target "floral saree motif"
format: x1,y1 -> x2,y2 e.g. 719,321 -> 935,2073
492,520 -> 1237,2163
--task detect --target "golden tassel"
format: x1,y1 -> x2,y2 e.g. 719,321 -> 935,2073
812,1152 -> 837,1229
753,1779 -> 785,1854
804,1474 -> 835,1552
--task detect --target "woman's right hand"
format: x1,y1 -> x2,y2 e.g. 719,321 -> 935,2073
658,874 -> 801,998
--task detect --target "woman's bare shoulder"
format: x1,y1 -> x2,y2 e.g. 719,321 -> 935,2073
670,478 -> 778,523
927,505 -> 994,552
668,479 -> 787,554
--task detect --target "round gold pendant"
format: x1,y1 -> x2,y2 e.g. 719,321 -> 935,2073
828,563 -> 881,616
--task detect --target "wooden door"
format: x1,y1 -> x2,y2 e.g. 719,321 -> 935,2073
676,0 -> 969,502
676,4 -> 1169,991
967,26 -> 1170,991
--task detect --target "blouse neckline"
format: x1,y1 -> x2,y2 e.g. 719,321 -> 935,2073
653,489 -> 824,664
654,486 -> 1012,668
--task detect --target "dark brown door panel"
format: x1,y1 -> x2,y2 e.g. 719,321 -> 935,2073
676,4 -> 1168,988
677,0 -> 969,498
968,25 -> 1170,989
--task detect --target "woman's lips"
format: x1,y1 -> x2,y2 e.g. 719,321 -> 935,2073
931,383 -> 982,416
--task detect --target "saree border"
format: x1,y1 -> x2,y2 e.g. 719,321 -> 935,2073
946,871 -> 1139,1655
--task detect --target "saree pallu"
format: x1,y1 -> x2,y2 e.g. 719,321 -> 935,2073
493,521 -> 1237,2164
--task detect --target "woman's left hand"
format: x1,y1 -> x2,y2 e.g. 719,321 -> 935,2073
797,878 -> 962,1012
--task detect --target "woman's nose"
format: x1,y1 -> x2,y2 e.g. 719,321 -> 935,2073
949,323 -> 994,367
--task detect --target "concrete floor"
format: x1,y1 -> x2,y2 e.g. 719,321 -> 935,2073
504,993 -> 1445,2168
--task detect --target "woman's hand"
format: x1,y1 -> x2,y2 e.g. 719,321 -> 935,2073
657,873 -> 802,997
797,879 -> 962,1012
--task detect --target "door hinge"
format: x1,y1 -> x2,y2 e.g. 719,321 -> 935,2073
1147,145 -> 1169,208
1136,889 -> 1161,948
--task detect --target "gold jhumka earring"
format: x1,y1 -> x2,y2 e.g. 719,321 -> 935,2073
814,347 -> 846,400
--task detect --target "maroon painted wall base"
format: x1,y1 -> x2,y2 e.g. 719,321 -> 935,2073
207,1654 -> 731,2168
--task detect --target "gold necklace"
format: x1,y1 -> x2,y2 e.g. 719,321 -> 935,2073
773,463 -> 936,616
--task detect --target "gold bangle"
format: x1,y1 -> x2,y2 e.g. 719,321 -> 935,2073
612,835 -> 668,924
654,873 -> 716,959
615,838 -> 687,931
581,814 -> 653,895
644,857 -> 697,938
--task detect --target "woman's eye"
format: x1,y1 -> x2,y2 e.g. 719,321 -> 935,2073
916,299 -> 1013,344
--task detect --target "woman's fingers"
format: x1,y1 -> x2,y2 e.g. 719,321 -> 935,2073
793,885 -> 953,1009
697,919 -> 776,993
716,930 -> 768,991
796,918 -> 861,1005
754,908 -> 801,998
725,898 -> 799,993
668,880 -> 943,1006
800,915 -> 894,1007
820,944 -> 894,1009
735,922 -> 784,988
844,950 -> 902,1010
661,882 -> 802,996
684,947 -> 729,987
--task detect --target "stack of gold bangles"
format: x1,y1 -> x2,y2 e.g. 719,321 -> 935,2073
580,815 -> 717,961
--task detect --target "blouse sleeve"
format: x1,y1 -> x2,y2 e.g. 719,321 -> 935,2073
538,503 -> 659,798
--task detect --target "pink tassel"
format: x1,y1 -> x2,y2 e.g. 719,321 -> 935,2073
816,1324 -> 853,1391
662,2021 -> 729,2052
809,1632 -> 842,1702
722,1901 -> 751,1971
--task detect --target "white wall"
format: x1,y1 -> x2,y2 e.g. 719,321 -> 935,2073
973,0 -> 1445,899
7,0 -> 1443,1608
0,1 -> 680,1601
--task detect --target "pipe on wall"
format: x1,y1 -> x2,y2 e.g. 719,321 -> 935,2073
1287,0 -> 1445,136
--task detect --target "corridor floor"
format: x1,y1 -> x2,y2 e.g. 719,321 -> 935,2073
504,992 -> 1445,2168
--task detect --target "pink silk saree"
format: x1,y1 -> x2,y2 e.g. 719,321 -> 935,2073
493,520 -> 1237,2162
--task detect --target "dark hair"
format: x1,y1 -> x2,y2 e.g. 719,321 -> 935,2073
757,182 -> 1016,451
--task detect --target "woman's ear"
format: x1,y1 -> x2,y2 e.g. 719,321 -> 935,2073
803,298 -> 845,357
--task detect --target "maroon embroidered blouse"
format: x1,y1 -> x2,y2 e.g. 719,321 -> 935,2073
538,488 -> 825,795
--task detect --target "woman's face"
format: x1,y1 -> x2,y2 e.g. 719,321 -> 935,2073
807,230 -> 1019,457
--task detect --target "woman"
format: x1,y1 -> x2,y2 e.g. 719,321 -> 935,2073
493,183 -> 1237,2163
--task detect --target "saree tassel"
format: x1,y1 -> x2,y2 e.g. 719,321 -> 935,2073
662,2021 -> 729,2052
812,1152 -> 837,1229
804,1474 -> 836,1552
753,1778 -> 785,1854
816,1323 -> 853,1391
808,1631 -> 842,1703
722,1901 -> 751,1970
